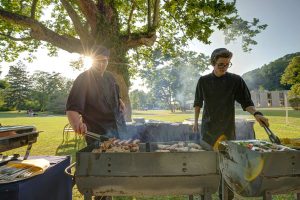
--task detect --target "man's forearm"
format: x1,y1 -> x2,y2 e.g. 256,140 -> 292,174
245,106 -> 257,115
194,106 -> 201,123
66,111 -> 81,131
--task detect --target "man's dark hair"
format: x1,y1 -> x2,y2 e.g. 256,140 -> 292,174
92,45 -> 110,57
210,48 -> 232,65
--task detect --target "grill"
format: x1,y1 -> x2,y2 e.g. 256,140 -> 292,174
75,141 -> 219,200
218,140 -> 300,198
0,126 -> 39,153
68,120 -> 257,200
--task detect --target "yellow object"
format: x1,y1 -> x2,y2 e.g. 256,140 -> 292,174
281,138 -> 300,148
7,159 -> 50,176
213,134 -> 227,151
244,156 -> 265,181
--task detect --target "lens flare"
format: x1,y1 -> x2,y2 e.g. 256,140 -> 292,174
83,56 -> 93,68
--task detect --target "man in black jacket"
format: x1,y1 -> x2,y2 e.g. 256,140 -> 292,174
66,46 -> 126,145
193,48 -> 269,199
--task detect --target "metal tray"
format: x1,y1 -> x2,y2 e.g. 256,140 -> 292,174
0,126 -> 39,152
218,140 -> 300,197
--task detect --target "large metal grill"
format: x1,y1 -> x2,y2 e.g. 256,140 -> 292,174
75,141 -> 219,200
218,140 -> 300,198
70,120 -> 256,200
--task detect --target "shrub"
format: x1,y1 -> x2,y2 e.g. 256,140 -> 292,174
289,97 -> 300,110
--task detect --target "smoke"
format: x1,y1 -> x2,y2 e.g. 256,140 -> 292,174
175,62 -> 200,110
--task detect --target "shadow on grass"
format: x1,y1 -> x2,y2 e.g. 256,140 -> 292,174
0,111 -> 61,118
55,138 -> 86,162
0,112 -> 28,118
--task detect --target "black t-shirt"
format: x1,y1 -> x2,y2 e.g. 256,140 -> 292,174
66,69 -> 122,134
194,72 -> 254,145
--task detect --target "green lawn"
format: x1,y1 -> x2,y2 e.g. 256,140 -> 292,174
1,109 -> 299,200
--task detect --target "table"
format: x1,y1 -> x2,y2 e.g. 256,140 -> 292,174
0,156 -> 72,200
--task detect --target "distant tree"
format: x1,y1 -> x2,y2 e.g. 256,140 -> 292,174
0,80 -> 9,110
47,75 -> 73,113
47,91 -> 69,114
30,71 -> 51,111
141,50 -> 209,112
242,53 -> 300,91
129,90 -> 148,110
31,71 -> 72,112
4,61 -> 32,110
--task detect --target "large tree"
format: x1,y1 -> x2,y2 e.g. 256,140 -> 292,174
0,0 -> 266,119
281,56 -> 300,96
4,61 -> 32,110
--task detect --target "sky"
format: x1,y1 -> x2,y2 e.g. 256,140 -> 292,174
191,0 -> 300,76
1,0 -> 300,90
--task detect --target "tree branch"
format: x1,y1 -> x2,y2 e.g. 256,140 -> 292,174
31,0 -> 38,19
60,0 -> 89,43
127,1 -> 136,35
123,31 -> 156,49
152,0 -> 160,28
0,33 -> 32,41
0,8 -> 83,54
77,0 -> 98,35
147,0 -> 151,30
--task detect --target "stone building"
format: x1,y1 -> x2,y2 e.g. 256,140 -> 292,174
250,90 -> 290,108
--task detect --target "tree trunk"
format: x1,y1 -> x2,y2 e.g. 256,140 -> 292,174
113,72 -> 132,122
108,47 -> 132,122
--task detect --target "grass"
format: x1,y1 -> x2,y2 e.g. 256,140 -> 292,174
1,109 -> 300,200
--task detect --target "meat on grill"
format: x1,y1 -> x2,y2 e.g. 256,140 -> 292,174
92,138 -> 140,153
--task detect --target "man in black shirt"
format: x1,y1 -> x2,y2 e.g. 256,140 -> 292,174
193,48 -> 269,199
193,48 -> 269,146
66,46 -> 126,145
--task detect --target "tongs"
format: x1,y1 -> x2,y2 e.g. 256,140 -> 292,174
262,122 -> 281,144
85,131 -> 109,142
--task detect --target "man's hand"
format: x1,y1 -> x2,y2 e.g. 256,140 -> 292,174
193,122 -> 199,132
119,99 -> 126,113
254,114 -> 269,127
245,107 -> 270,127
74,121 -> 87,135
66,111 -> 87,135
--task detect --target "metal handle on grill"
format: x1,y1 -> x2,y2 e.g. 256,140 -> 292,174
262,123 -> 281,144
65,162 -> 76,188
65,162 -> 76,177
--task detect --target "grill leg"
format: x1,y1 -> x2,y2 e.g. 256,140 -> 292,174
221,177 -> 229,200
188,195 -> 193,200
83,190 -> 92,200
263,191 -> 272,200
200,188 -> 212,200
297,193 -> 300,200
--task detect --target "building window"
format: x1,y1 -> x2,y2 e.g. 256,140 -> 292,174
267,92 -> 272,99
268,99 -> 272,107
280,99 -> 285,107
279,92 -> 284,99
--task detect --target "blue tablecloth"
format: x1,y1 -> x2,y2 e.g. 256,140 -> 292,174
0,156 -> 72,200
